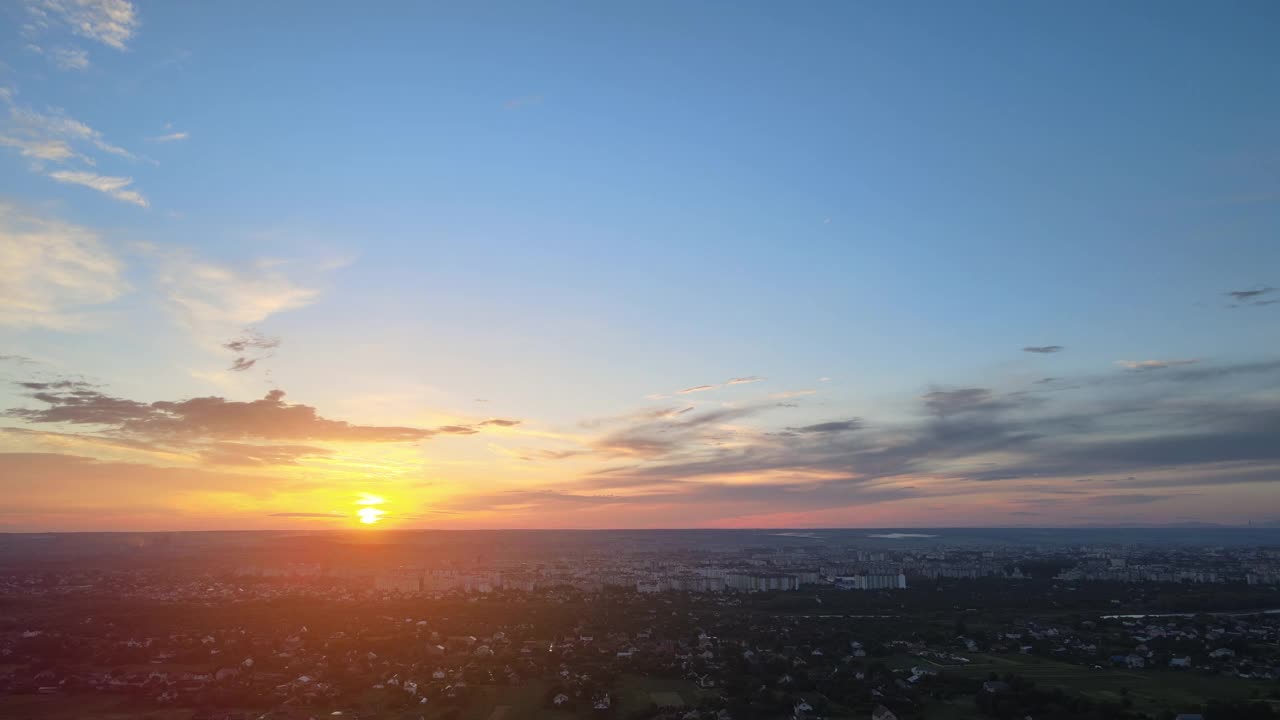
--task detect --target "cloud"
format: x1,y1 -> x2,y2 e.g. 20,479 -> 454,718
150,132 -> 188,143
33,0 -> 139,51
770,389 -> 815,399
786,419 -> 863,434
6,386 -> 482,444
2,94 -> 136,162
223,330 -> 281,353
1226,287 -> 1278,308
1085,494 -> 1168,506
48,170 -> 148,206
1227,287 -> 1274,301
18,380 -> 94,390
591,358 -> 1280,505
1115,359 -> 1199,372
222,330 -> 280,372
201,442 -> 332,466
922,387 -> 1020,416
0,91 -> 146,205
268,512 -> 346,518
0,204 -> 129,329
520,448 -> 590,461
1023,345 -> 1064,354
148,249 -> 320,342
50,46 -> 89,70
663,375 -> 766,397
592,406 -> 762,459
479,418 -> 521,427
5,380 -> 526,474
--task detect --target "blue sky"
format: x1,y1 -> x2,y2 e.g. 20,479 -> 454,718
1,1 -> 1278,530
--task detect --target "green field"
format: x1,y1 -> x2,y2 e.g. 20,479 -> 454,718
386,675 -> 711,720
907,651 -> 1276,716
616,675 -> 710,715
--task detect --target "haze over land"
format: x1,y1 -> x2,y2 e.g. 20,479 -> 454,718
2,1 -> 1279,531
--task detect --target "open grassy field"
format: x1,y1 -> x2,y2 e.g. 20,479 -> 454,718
405,675 -> 711,720
906,651 -> 1276,716
616,675 -> 710,715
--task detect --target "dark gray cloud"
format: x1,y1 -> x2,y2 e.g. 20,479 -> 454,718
592,406 -> 761,458
787,419 -> 863,434
1023,346 -> 1064,354
222,330 -> 280,373
585,359 -> 1280,508
922,387 -> 1021,417
5,384 -> 516,466
1226,287 -> 1276,307
223,330 -> 281,353
8,387 -> 439,441
444,477 -> 916,515
18,380 -> 94,390
1084,494 -> 1170,506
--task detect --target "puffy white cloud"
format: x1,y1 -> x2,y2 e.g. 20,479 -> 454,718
32,0 -> 139,51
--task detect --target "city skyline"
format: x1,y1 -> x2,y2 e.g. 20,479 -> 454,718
2,1 -> 1279,531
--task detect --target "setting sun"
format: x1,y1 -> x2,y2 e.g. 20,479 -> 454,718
356,494 -> 386,525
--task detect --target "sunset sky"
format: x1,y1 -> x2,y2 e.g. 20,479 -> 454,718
2,1 -> 1278,531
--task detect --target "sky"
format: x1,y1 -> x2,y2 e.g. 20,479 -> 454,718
1,1 -> 1278,531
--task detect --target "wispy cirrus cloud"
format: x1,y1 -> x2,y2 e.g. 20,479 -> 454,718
653,375 -> 767,398
0,204 -> 129,329
1023,345 -> 1064,354
0,89 -> 147,206
770,389 -> 815,400
48,170 -> 147,206
1115,359 -> 1199,372
146,249 -> 320,345
150,131 -> 188,143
